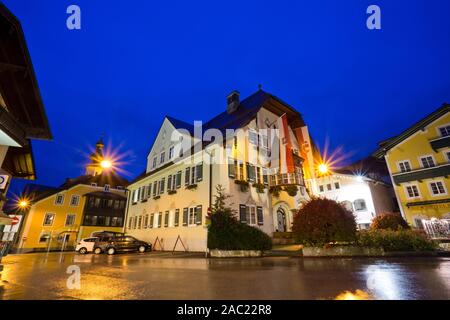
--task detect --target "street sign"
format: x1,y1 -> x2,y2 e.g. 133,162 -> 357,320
11,216 -> 19,225
0,175 -> 9,190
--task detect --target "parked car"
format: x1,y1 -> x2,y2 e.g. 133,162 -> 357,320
104,236 -> 151,255
76,237 -> 99,254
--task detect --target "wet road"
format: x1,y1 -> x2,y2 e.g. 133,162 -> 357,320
1,252 -> 449,300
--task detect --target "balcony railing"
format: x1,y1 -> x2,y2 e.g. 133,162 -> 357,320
430,135 -> 450,151
269,172 -> 305,187
392,163 -> 450,185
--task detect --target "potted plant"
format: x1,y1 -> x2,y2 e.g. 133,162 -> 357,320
252,182 -> 266,194
284,185 -> 298,197
269,185 -> 282,197
234,180 -> 249,192
186,184 -> 198,190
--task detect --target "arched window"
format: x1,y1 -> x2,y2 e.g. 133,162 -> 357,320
353,199 -> 367,211
342,201 -> 353,212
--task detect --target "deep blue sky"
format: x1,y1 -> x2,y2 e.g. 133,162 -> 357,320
4,0 -> 450,194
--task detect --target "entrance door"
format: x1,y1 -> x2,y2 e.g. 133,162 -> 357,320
277,208 -> 287,232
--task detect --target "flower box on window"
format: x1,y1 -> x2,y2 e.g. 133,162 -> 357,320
168,190 -> 177,195
252,183 -> 266,194
186,184 -> 198,191
234,180 -> 249,192
153,195 -> 161,200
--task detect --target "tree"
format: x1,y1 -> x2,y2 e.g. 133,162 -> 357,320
371,213 -> 410,231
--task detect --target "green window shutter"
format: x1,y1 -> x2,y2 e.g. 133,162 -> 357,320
257,206 -> 264,225
185,167 -> 190,185
228,158 -> 235,178
175,209 -> 180,227
239,204 -> 247,223
183,208 -> 189,226
195,205 -> 202,225
176,171 -> 182,188
196,163 -> 203,182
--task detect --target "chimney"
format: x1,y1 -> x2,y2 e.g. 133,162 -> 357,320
227,90 -> 240,114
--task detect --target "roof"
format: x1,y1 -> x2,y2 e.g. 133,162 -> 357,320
373,103 -> 449,158
333,156 -> 392,184
0,3 -> 52,140
83,191 -> 127,200
28,172 -> 129,203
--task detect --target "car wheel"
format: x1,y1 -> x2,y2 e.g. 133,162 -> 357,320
78,247 -> 87,254
138,245 -> 146,253
94,247 -> 102,254
107,247 -> 116,255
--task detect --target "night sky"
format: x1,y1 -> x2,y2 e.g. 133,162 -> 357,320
4,0 -> 450,195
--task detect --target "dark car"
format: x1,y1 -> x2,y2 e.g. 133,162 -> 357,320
104,236 -> 151,255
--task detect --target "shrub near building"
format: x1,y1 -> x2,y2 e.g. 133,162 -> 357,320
371,212 -> 410,231
292,198 -> 357,246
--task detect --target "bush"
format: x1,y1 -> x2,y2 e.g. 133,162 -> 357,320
292,198 -> 357,246
371,213 -> 410,231
208,211 -> 272,251
357,229 -> 437,252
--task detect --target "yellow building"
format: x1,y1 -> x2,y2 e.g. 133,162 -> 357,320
15,139 -> 129,253
374,104 -> 450,229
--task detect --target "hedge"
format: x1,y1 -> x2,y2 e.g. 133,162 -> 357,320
357,229 -> 437,252
207,211 -> 272,251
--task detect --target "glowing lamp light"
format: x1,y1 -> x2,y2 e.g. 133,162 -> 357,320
19,200 -> 29,208
318,163 -> 329,175
100,159 -> 113,169
356,175 -> 364,182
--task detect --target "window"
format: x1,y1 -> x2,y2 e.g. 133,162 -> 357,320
39,232 -> 51,243
319,185 -> 324,192
160,152 -> 165,164
420,156 -> 435,168
147,184 -> 152,197
174,209 -> 180,227
263,168 -> 269,185
190,166 -> 196,185
128,217 -> 133,229
398,160 -> 412,173
152,157 -> 157,168
334,182 -> 340,189
438,125 -> 450,137
157,213 -> 162,228
406,185 -> 420,198
132,189 -> 138,203
327,184 -> 332,191
429,181 -> 447,196
414,218 -> 424,229
196,163 -> 203,182
153,181 -> 158,197
238,162 -> 244,180
246,163 -> 255,182
91,183 -> 97,187
353,199 -> 367,211
70,195 -> 80,206
43,213 -> 55,226
342,201 -> 353,212
55,194 -> 64,205
164,211 -> 169,227
65,214 -> 76,226
176,171 -> 182,188
249,130 -> 258,145
104,184 -> 110,192
246,206 -> 257,225
445,151 -> 450,163
144,214 -> 149,229
185,167 -> 190,185
160,178 -> 165,194
188,207 -> 196,225
167,175 -> 173,191
149,214 -> 154,228
169,146 -> 174,160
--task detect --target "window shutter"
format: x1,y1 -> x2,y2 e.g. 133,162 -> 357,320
239,204 -> 247,223
196,163 -> 203,182
257,206 -> 264,225
183,208 -> 188,226
195,205 -> 202,225
185,168 -> 190,185
228,158 -> 235,178
175,209 -> 180,227
176,171 -> 182,188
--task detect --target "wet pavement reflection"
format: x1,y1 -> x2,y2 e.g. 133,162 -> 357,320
0,252 -> 449,300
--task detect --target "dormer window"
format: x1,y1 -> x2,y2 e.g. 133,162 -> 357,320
439,125 -> 450,137
104,184 -> 110,192
152,157 -> 157,169
160,152 -> 165,164
169,146 -> 174,160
